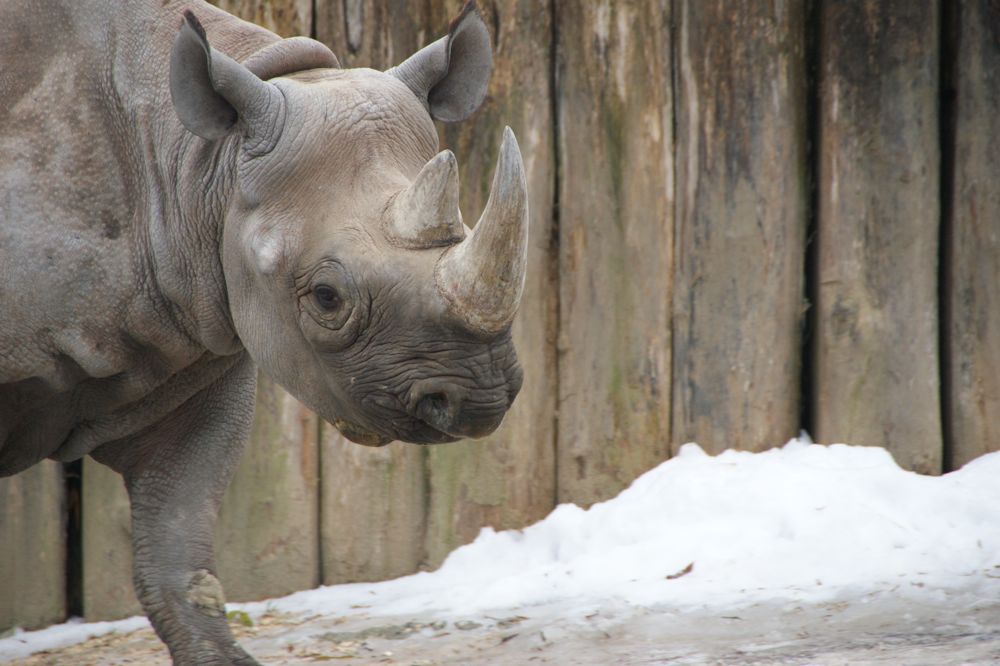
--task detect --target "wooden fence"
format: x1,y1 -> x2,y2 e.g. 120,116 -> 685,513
3,0 -> 999,631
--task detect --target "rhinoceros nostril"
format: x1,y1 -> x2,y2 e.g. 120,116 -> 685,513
413,387 -> 461,433
419,392 -> 449,419
407,380 -> 510,438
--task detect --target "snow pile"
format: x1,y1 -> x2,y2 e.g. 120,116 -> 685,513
266,438 -> 1000,617
0,617 -> 149,662
4,438 -> 1000,660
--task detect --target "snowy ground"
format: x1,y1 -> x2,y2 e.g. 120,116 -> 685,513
4,438 -> 1000,665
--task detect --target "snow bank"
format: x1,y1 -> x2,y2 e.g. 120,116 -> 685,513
0,616 -> 149,662
448,438 -> 1000,609
4,438 -> 1000,660
264,438 -> 1000,618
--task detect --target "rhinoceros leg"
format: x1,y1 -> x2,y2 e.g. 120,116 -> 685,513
92,354 -> 259,665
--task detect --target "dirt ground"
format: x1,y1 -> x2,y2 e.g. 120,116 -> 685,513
12,588 -> 1000,665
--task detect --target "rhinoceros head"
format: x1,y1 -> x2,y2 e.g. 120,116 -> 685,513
168,6 -> 526,445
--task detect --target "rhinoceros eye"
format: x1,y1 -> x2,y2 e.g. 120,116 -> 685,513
298,262 -> 358,344
314,285 -> 342,311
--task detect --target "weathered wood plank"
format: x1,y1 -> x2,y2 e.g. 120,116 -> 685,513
672,0 -> 807,458
204,0 -> 321,604
210,0 -> 312,37
317,0 -> 557,568
0,461 -> 65,631
319,434 -> 426,583
944,0 -> 1000,470
315,1 -> 432,69
82,374 -> 321,618
316,0 -> 558,573
215,373 -> 320,602
554,0 -> 673,506
314,1 -> 433,581
81,458 -> 141,620
423,0 -> 558,565
813,1 -> 941,473
74,0 -> 326,627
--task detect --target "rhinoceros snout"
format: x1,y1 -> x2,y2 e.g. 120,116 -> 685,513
406,376 -> 517,440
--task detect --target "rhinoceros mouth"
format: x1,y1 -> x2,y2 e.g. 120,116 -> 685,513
332,419 -> 394,447
393,418 -> 464,445
332,417 -> 461,446
408,424 -> 463,445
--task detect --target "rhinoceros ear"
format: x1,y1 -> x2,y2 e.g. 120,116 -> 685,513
387,2 -> 492,122
170,10 -> 284,153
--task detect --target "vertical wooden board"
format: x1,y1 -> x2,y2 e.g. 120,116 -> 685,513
319,431 -> 426,583
215,374 -> 320,602
81,458 -> 141,621
423,0 -> 558,566
315,1 -> 433,68
80,1 -> 321,619
945,1 -> 1000,469
555,1 -> 674,506
814,1 -> 941,473
0,462 -> 65,631
316,0 -> 556,572
314,1 -> 432,583
672,1 -> 807,458
210,0 -> 312,37
201,0 -> 320,604
81,378 -> 320,616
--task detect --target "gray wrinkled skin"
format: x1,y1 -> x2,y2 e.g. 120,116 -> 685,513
0,1 -> 526,663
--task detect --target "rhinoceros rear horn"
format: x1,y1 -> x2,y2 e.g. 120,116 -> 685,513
435,127 -> 528,335
170,11 -> 284,154
386,150 -> 466,248
387,2 -> 492,123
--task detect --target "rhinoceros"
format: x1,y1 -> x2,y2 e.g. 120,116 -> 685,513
0,0 -> 527,662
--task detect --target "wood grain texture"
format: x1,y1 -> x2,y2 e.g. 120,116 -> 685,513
215,373 -> 320,602
319,433 -> 426,583
317,0 -> 558,570
81,376 -> 320,619
208,0 -> 322,603
555,0 -> 673,506
425,0 -> 558,566
316,1 -> 433,68
813,1 -> 941,473
0,461 -> 65,631
944,0 -> 1000,469
78,2 -> 322,624
210,0 -> 312,37
672,0 -> 807,457
314,1 -> 434,581
81,458 -> 141,621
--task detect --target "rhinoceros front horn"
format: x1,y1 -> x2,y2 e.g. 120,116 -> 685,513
435,127 -> 529,335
